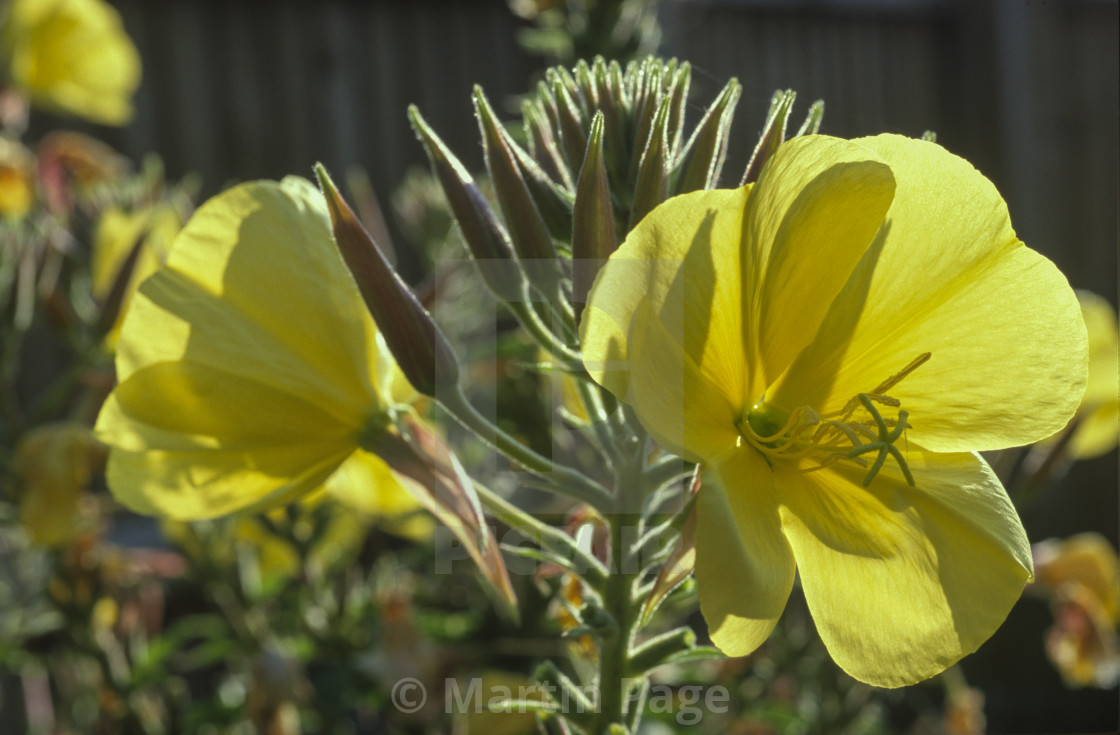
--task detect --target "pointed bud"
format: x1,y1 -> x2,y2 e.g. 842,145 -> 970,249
665,61 -> 691,160
592,57 -> 630,196
522,100 -> 572,189
552,79 -> 590,173
574,59 -> 599,111
627,59 -> 662,173
572,112 -> 617,324
629,96 -> 671,230
315,164 -> 459,397
408,106 -> 523,302
741,89 -> 796,185
473,87 -> 563,296
796,99 -> 825,136
506,130 -> 576,243
673,78 -> 741,194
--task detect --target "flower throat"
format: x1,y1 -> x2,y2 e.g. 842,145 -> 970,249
737,353 -> 932,487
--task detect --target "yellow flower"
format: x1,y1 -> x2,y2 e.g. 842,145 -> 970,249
1059,292 -> 1118,459
91,202 -> 182,348
1033,533 -> 1120,687
16,421 -> 106,546
580,134 -> 1088,687
0,137 -> 35,218
0,0 -> 141,125
94,177 -> 422,521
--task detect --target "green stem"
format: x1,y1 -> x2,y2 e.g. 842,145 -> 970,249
573,374 -> 622,467
594,450 -> 644,733
508,296 -> 582,365
473,480 -> 608,588
439,387 -> 612,510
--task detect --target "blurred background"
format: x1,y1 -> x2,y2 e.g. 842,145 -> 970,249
36,0 -> 1117,299
8,0 -> 1118,732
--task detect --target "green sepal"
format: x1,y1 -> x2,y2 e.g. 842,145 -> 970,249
315,164 -> 460,398
796,99 -> 825,136
574,58 -> 599,111
572,112 -> 618,323
741,88 -> 796,185
628,96 -> 671,230
523,99 -> 573,190
592,57 -> 631,199
672,77 -> 741,194
473,86 -> 563,295
408,105 -> 523,302
552,78 -> 591,173
664,61 -> 691,159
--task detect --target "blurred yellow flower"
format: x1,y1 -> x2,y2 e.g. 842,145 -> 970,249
16,421 -> 106,546
1033,533 -> 1120,687
1058,292 -> 1118,459
0,137 -> 35,218
0,0 -> 141,125
581,134 -> 1088,686
94,177 -> 422,522
91,202 -> 182,347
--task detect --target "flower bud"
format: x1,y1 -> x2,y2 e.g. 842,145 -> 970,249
315,164 -> 459,398
741,89 -> 796,185
628,96 -> 671,229
408,106 -> 523,302
572,112 -> 617,323
673,78 -> 741,193
473,86 -> 564,297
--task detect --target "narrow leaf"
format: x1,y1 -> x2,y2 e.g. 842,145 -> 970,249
638,476 -> 698,627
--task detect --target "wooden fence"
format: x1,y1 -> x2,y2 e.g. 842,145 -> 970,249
35,0 -> 1118,297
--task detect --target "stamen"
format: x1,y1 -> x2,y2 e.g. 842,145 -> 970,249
735,353 -> 928,489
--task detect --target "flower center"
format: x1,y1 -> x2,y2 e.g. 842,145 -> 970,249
736,353 -> 931,487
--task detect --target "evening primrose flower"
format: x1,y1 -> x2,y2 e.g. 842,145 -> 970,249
0,0 -> 141,125
580,134 -> 1088,686
1033,533 -> 1120,687
91,202 -> 182,347
16,421 -> 106,546
94,177 -> 422,521
1053,292 -> 1118,459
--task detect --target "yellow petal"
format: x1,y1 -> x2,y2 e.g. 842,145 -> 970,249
100,362 -> 356,450
746,135 -> 895,383
695,448 -> 795,657
96,177 -> 395,520
325,449 -> 416,515
580,187 -> 752,407
776,450 -> 1032,687
105,443 -> 350,520
770,134 -> 1087,452
625,299 -> 740,462
114,178 -> 384,422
